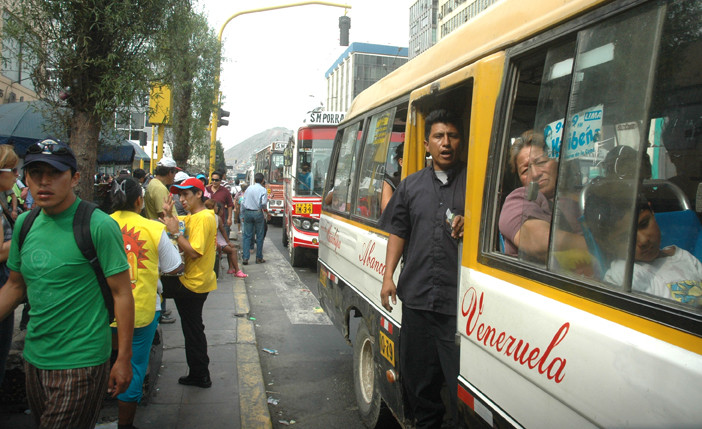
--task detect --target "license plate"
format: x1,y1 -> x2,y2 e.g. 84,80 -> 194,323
295,203 -> 313,214
379,331 -> 395,366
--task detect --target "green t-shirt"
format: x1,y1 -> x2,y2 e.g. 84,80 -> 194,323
7,198 -> 129,369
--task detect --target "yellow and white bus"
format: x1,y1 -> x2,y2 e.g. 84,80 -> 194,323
316,0 -> 702,427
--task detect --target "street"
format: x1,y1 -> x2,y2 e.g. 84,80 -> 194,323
242,221 -> 372,428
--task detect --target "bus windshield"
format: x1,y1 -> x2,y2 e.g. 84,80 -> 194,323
296,128 -> 335,196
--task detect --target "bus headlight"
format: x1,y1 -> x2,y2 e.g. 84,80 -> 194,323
312,221 -> 319,231
302,220 -> 311,230
292,218 -> 301,228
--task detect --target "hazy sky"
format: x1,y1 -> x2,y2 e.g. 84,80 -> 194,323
198,0 -> 410,150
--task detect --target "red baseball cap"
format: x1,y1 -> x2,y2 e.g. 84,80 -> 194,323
170,177 -> 205,194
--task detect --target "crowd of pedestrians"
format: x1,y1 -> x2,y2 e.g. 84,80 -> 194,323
0,141 -> 249,428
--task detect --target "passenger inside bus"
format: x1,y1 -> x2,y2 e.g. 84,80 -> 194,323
498,130 -> 587,264
381,143 -> 404,212
584,180 -> 702,307
298,162 -> 313,192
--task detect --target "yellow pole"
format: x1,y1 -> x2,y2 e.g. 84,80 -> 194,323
208,1 -> 351,177
157,125 -> 165,162
150,125 -> 156,174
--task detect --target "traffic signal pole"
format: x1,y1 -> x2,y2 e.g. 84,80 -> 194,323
208,1 -> 351,177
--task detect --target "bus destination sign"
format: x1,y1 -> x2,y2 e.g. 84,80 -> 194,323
307,111 -> 346,125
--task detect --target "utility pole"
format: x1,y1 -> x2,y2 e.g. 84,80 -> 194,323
208,1 -> 351,177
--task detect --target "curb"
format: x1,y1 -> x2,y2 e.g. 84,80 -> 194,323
233,277 -> 272,428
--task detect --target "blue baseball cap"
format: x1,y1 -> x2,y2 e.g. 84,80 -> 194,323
24,139 -> 77,172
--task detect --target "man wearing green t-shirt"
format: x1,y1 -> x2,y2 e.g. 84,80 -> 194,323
0,139 -> 134,429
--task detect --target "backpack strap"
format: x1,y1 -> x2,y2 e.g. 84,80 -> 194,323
73,200 -> 115,322
18,206 -> 41,250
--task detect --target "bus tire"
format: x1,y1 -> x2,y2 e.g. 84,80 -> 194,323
353,321 -> 387,428
290,243 -> 304,267
282,223 -> 289,247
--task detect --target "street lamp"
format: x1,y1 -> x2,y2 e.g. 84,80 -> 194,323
208,1 -> 352,177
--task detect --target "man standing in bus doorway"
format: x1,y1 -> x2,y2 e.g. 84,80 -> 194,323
380,109 -> 466,428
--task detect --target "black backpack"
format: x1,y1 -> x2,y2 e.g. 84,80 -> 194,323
18,200 -> 114,321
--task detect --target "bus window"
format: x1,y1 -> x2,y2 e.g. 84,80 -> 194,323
294,127 -> 335,197
355,108 -> 397,220
327,121 -> 363,214
495,0 -> 702,314
497,39 -> 577,266
270,152 -> 284,185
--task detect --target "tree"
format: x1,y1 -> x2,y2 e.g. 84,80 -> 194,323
156,1 -> 220,169
215,139 -> 227,173
6,0 -> 175,199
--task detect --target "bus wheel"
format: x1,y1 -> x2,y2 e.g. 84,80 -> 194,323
354,321 -> 385,427
290,243 -> 304,267
282,223 -> 289,247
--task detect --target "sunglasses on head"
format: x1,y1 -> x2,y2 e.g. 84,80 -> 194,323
28,140 -> 71,156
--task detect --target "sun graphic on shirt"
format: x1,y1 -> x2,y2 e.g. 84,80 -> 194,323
121,226 -> 149,287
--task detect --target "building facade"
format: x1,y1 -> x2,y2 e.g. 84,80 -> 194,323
409,0 -> 438,60
325,43 -> 408,112
438,0 -> 502,39
0,1 -> 39,104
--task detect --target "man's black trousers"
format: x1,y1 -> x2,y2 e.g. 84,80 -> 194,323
162,276 -> 210,378
400,305 -> 459,429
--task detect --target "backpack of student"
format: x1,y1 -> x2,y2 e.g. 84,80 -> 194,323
17,200 -> 115,321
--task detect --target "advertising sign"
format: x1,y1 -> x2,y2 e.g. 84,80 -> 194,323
564,104 -> 603,160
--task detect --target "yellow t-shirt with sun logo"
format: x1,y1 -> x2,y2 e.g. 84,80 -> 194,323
110,210 -> 165,327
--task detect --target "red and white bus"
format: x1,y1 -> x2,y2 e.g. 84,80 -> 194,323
253,141 -> 286,220
281,111 -> 345,266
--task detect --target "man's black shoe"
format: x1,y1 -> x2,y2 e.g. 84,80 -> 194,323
256,258 -> 266,264
178,374 -> 212,388
242,259 -> 248,265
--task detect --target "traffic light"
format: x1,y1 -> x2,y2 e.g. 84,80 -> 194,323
218,108 -> 230,127
339,15 -> 350,46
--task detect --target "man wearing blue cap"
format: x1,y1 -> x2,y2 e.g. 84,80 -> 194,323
0,139 -> 134,428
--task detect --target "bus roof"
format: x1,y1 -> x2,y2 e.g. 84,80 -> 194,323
342,0 -> 609,124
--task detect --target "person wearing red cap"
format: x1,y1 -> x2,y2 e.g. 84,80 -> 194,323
161,177 -> 217,388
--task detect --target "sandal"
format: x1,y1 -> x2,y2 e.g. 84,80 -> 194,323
227,268 -> 236,274
235,270 -> 248,278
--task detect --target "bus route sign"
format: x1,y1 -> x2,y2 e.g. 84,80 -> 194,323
307,111 -> 346,125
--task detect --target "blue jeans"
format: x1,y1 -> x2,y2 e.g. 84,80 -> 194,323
242,209 -> 265,260
113,311 -> 160,403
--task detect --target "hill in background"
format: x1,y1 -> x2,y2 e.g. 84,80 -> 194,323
224,127 -> 293,174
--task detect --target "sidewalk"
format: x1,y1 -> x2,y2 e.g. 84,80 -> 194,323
122,271 -> 271,429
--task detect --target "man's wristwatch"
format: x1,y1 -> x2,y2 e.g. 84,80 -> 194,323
168,232 -> 181,239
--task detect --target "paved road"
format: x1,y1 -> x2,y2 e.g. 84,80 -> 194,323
243,223 -> 369,428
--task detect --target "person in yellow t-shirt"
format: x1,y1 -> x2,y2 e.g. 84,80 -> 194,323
110,177 -> 183,428
161,177 -> 217,388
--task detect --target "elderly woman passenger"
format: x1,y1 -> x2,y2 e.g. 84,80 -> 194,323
499,130 -> 586,263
